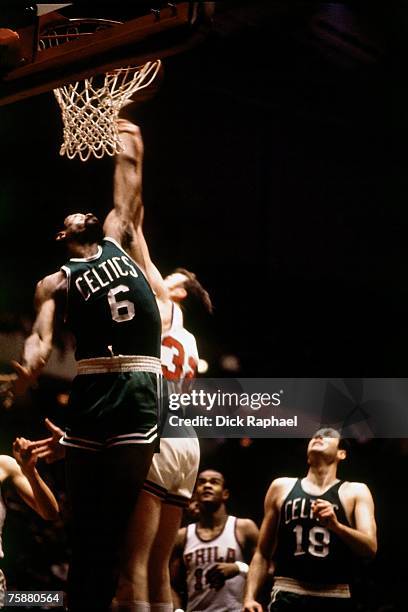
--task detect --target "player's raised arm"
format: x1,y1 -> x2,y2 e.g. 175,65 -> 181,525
103,119 -> 144,247
106,118 -> 169,300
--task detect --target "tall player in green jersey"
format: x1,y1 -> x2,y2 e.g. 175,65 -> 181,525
12,124 -> 163,612
243,428 -> 377,612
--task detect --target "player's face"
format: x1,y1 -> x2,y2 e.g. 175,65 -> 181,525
164,272 -> 188,301
195,470 -> 228,506
56,213 -> 96,241
307,429 -> 343,461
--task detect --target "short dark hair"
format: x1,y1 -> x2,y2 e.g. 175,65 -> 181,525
174,267 -> 213,314
197,469 -> 227,489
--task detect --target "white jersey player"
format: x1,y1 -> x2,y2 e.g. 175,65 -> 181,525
144,302 -> 200,508
112,120 -> 213,611
184,515 -> 246,612
161,302 -> 199,394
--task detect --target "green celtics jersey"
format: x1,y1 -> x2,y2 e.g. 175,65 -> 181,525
61,237 -> 161,360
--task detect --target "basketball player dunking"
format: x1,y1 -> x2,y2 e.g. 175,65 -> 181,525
29,119 -> 213,612
243,428 -> 377,612
12,120 -> 163,611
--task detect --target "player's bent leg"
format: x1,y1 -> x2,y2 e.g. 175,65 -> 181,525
116,490 -> 162,606
148,501 -> 183,606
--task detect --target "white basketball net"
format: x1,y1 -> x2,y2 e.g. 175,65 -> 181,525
54,60 -> 161,162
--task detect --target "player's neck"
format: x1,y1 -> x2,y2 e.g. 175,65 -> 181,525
199,504 -> 228,529
159,299 -> 174,332
67,242 -> 100,258
161,300 -> 183,332
305,465 -> 338,490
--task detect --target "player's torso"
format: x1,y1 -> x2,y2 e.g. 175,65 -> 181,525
184,516 -> 245,612
62,237 -> 161,360
161,303 -> 198,389
275,478 -> 354,584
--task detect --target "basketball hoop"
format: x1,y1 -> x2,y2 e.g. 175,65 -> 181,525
54,61 -> 161,161
40,19 -> 162,161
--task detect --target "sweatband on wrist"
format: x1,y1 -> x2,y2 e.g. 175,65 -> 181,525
235,561 -> 249,575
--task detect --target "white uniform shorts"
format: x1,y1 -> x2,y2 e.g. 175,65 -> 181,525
143,437 -> 200,507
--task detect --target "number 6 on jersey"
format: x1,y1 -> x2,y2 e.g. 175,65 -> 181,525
108,285 -> 135,322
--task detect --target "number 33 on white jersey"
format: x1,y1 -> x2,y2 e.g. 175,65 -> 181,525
161,305 -> 198,387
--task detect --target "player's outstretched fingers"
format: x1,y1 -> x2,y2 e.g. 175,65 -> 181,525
44,418 -> 65,437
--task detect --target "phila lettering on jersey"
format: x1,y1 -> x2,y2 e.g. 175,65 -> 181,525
183,516 -> 245,612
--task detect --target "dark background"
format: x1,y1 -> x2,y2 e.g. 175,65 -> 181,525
0,1 -> 407,610
1,0 -> 408,375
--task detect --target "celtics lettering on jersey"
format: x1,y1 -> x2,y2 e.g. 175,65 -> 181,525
275,479 -> 354,584
61,237 -> 161,360
74,254 -> 139,303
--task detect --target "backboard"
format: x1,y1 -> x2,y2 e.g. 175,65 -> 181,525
0,2 -> 214,106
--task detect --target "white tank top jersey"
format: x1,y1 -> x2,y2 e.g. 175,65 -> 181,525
184,516 -> 245,612
161,304 -> 199,391
0,484 -> 6,559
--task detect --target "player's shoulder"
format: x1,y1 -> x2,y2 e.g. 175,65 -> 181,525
0,454 -> 19,480
236,517 -> 259,536
341,481 -> 373,498
171,325 -> 197,344
183,327 -> 197,343
265,477 -> 297,506
268,477 -> 297,493
36,271 -> 66,296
